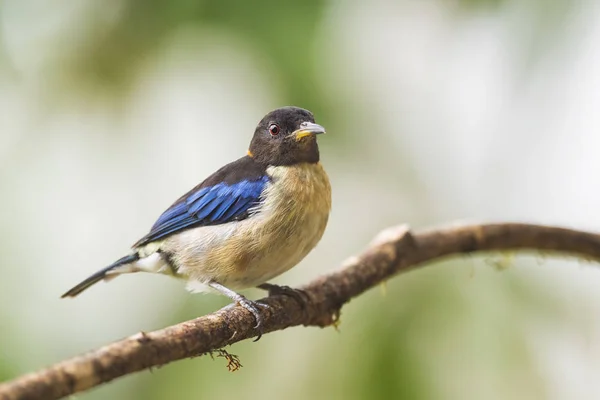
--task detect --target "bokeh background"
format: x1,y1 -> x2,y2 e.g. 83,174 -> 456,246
2,0 -> 600,399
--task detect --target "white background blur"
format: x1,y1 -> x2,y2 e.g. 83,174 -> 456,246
2,0 -> 600,399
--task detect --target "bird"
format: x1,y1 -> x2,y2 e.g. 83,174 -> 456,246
62,106 -> 331,338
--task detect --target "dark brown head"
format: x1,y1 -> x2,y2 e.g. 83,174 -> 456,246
248,106 -> 326,166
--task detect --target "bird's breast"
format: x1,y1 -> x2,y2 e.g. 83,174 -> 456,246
167,162 -> 332,290
256,162 -> 332,251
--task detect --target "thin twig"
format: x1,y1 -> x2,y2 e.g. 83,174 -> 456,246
2,222 -> 600,400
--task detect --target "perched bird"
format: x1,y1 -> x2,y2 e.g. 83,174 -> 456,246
62,106 -> 331,336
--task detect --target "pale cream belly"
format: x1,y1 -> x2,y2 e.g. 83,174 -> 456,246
159,163 -> 331,290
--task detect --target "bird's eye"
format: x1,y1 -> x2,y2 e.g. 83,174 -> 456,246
268,124 -> 280,136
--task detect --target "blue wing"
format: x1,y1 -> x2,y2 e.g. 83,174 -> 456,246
134,174 -> 269,247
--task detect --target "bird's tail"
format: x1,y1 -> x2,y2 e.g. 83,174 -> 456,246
61,253 -> 140,298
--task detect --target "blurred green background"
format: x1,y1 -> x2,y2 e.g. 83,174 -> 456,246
2,0 -> 600,399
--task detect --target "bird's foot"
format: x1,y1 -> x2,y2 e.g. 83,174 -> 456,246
208,280 -> 271,342
257,283 -> 310,309
236,297 -> 270,342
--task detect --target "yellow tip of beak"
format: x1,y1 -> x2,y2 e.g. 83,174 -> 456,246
294,122 -> 326,141
295,131 -> 317,141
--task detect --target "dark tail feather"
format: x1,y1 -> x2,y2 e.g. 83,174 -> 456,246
61,253 -> 140,298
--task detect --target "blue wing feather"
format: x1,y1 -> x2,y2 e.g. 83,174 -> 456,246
134,174 -> 269,247
212,197 -> 235,219
221,197 -> 249,221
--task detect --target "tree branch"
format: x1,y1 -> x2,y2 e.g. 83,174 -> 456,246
3,222 -> 600,400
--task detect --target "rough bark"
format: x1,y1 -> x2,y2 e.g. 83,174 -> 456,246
2,222 -> 600,400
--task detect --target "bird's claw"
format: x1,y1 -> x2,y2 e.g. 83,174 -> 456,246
237,298 -> 270,341
257,283 -> 310,309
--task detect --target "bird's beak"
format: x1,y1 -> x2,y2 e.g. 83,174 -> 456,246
294,122 -> 326,141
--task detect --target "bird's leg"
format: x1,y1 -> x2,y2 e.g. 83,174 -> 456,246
208,281 -> 269,341
257,283 -> 310,309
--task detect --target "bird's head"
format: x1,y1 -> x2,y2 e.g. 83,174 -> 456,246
248,106 -> 326,166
